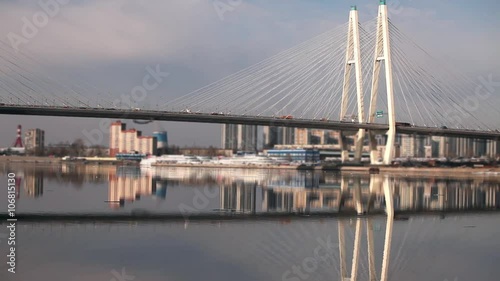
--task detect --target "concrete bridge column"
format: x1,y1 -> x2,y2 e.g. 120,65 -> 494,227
340,131 -> 350,163
368,131 -> 379,164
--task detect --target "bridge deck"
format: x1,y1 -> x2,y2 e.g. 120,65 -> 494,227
1,105 -> 499,139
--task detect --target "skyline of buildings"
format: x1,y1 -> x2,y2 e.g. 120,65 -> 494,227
257,126 -> 500,159
1,122 -> 498,159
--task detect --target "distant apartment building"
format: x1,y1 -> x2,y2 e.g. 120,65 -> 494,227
24,128 -> 45,155
294,128 -> 309,146
222,124 -> 258,151
263,126 -> 278,148
486,140 -> 500,158
399,134 -> 431,158
263,126 -> 295,148
109,121 -> 157,157
429,136 -> 498,158
310,129 -> 327,144
264,126 -> 342,148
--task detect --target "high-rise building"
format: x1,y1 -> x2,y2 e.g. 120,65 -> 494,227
309,129 -> 325,145
153,131 -> 168,155
294,128 -> 309,145
458,138 -> 474,157
486,140 -> 500,158
264,127 -> 344,148
109,121 -> 157,157
263,126 -> 279,149
24,128 -> 45,155
222,124 -> 258,151
279,127 -> 295,145
325,131 -> 340,144
399,134 -> 429,158
432,136 -> 497,158
473,139 -> 487,157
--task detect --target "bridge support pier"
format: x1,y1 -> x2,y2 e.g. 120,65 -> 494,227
340,131 -> 350,163
368,131 -> 379,164
354,129 -> 365,162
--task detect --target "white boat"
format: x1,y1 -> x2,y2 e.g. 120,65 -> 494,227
140,155 -> 201,167
140,156 -> 158,167
215,154 -> 277,165
196,156 -> 214,163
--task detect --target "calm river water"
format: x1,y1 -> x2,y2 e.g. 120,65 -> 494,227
0,163 -> 499,281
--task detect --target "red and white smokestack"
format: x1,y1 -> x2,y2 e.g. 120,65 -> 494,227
13,124 -> 23,147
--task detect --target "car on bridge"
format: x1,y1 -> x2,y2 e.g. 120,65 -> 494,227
320,118 -> 328,121
341,115 -> 357,122
280,115 -> 293,119
395,122 -> 412,127
210,112 -> 225,115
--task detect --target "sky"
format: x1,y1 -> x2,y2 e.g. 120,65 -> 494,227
0,0 -> 499,148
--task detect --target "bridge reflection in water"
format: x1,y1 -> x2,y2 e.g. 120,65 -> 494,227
5,164 -> 499,214
135,168 -> 498,214
108,167 -> 497,281
2,165 -> 499,281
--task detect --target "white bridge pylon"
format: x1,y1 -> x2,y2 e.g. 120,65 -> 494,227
340,5 -> 365,163
341,1 -> 396,165
369,1 -> 396,165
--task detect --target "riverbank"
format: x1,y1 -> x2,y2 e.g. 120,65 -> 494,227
0,155 -> 124,165
341,166 -> 500,177
150,163 -> 500,175
0,155 -> 62,163
1,156 -> 499,176
151,163 -> 306,170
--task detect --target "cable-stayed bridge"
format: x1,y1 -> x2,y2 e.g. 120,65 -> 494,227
0,2 -> 499,164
